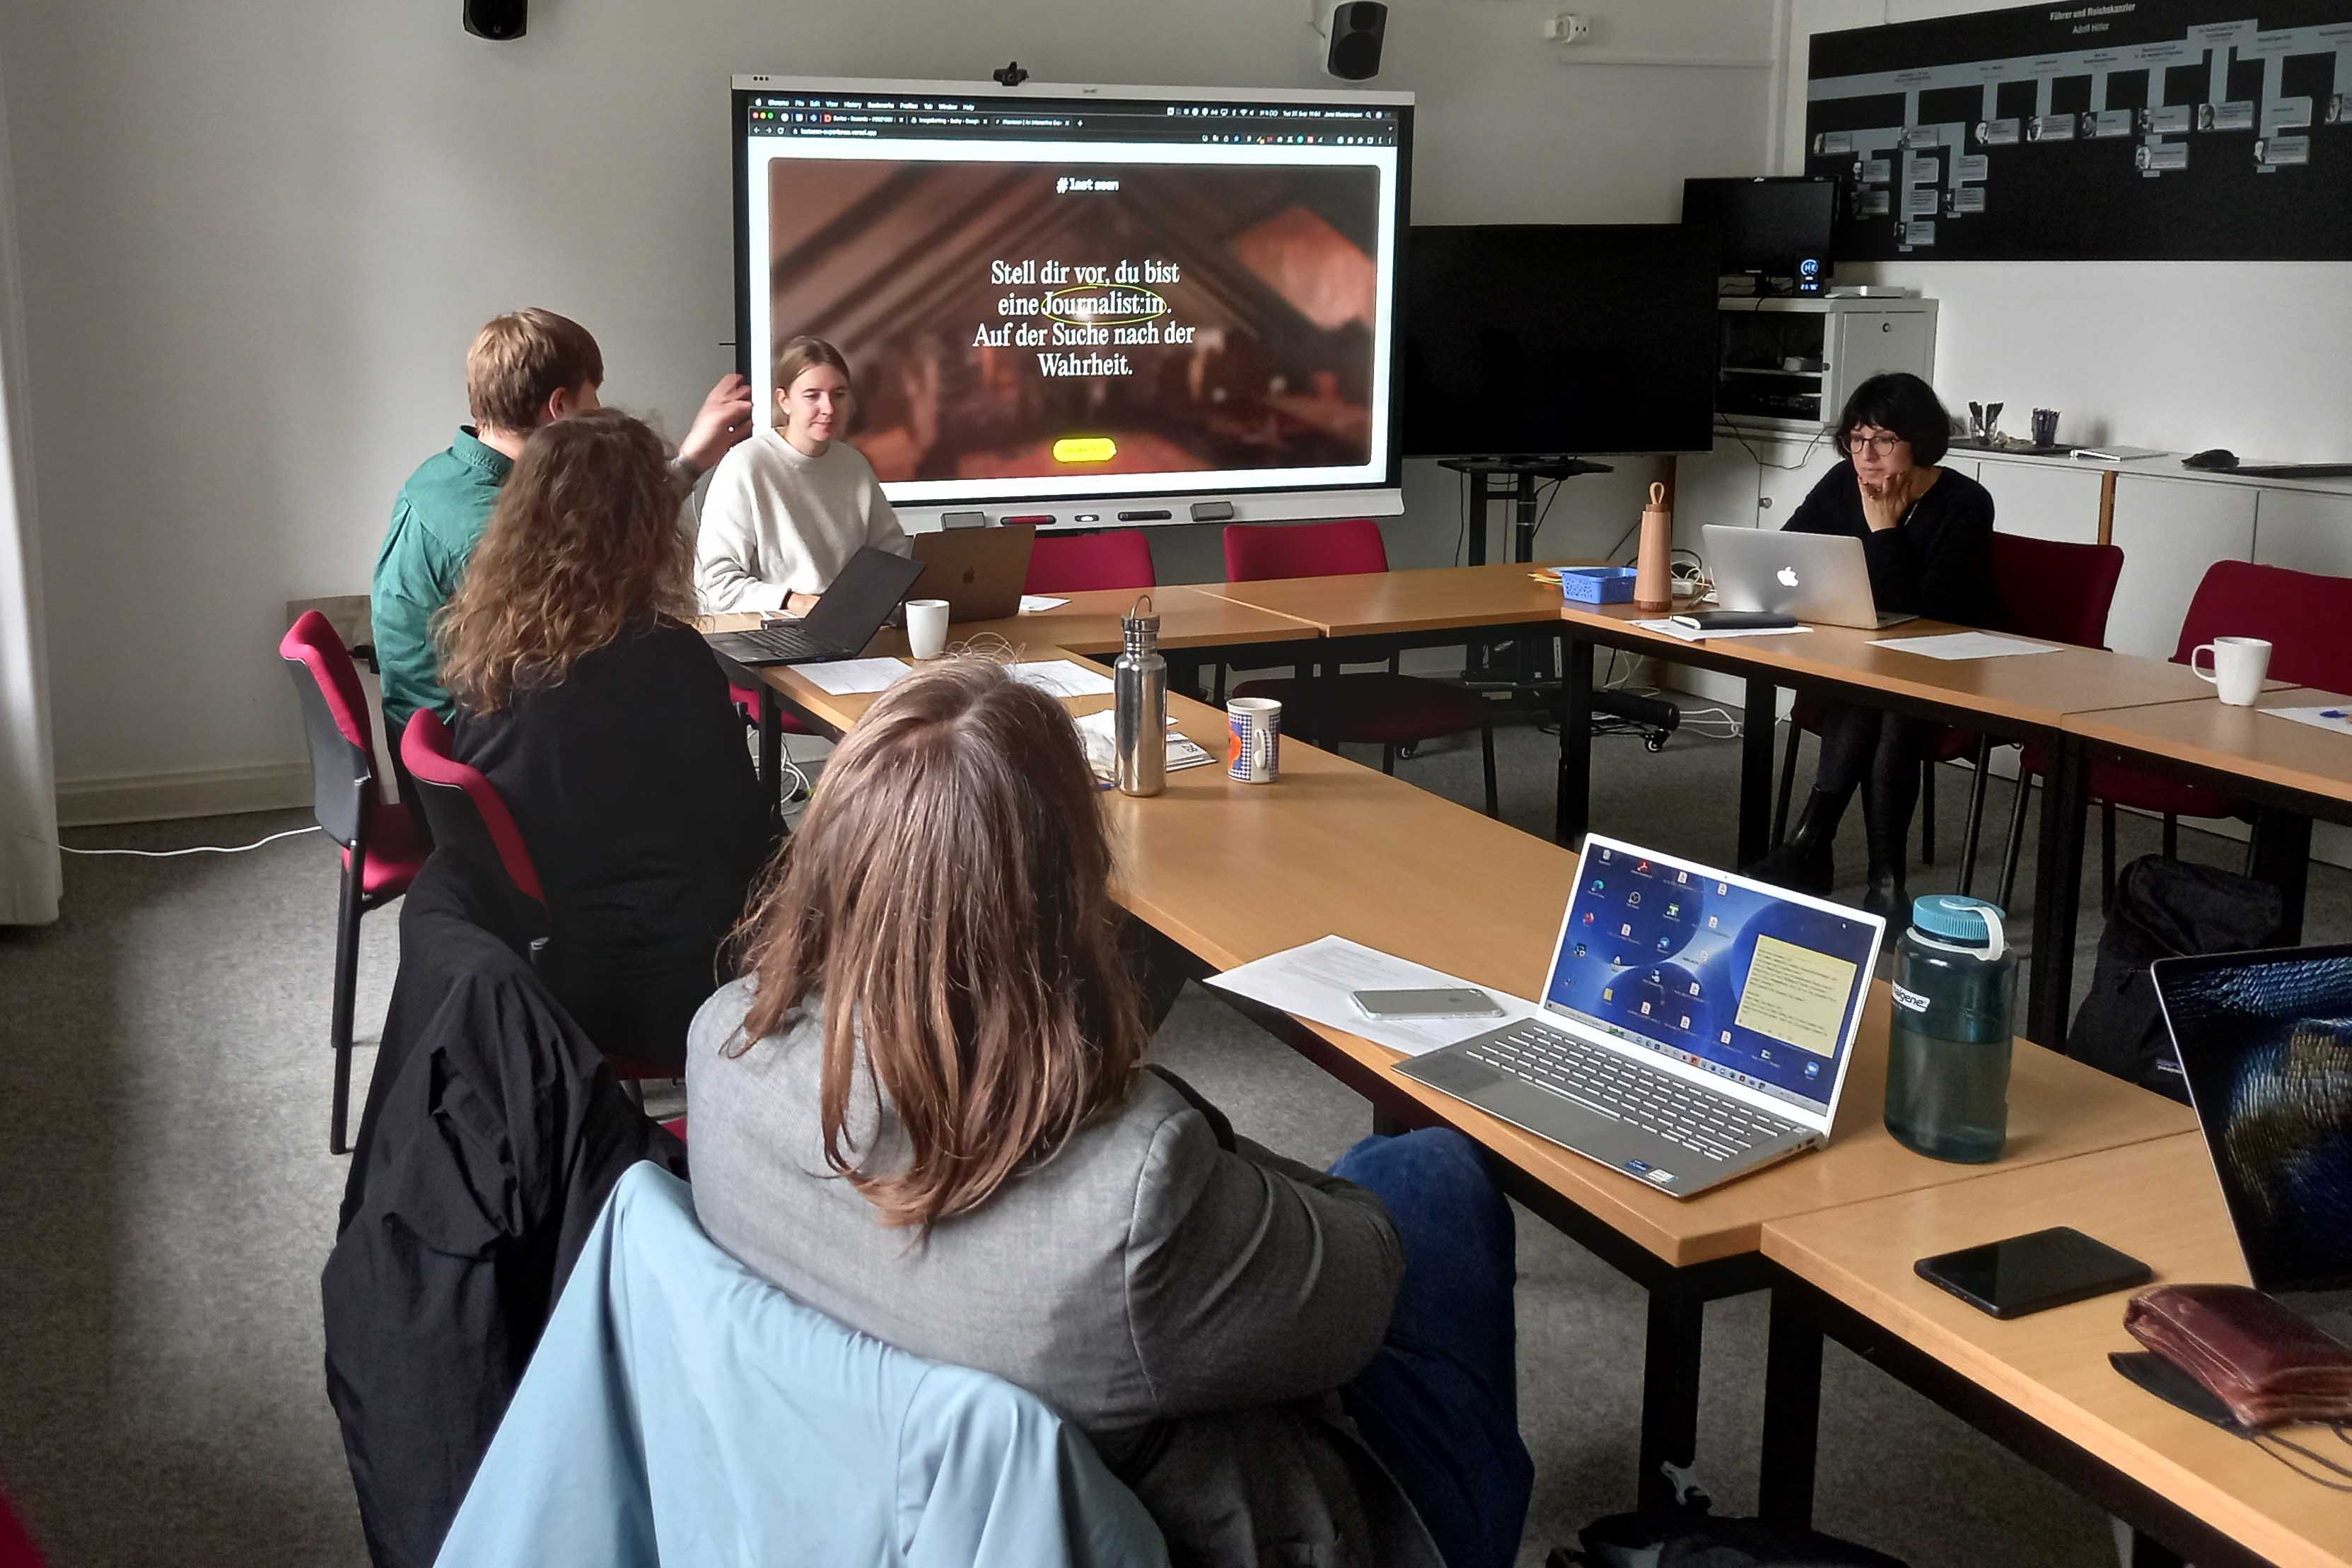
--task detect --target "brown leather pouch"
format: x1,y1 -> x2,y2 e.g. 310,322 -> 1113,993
2125,1283 -> 2352,1429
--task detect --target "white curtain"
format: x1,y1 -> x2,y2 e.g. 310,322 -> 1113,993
0,66 -> 59,928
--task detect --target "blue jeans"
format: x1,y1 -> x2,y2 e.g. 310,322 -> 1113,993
1332,1129 -> 1533,1568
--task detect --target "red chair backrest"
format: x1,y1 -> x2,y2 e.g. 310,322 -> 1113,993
1223,518 -> 1388,583
2176,559 -> 2352,688
1026,530 -> 1156,593
279,611 -> 378,849
398,710 -> 548,908
1991,534 -> 2124,648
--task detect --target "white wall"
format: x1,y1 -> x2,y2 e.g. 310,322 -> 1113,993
1,0 -> 1775,814
1782,0 -> 2352,460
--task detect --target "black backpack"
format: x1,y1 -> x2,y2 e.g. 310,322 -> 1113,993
2066,854 -> 2284,1100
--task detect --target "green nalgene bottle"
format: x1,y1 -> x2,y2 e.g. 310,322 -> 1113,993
1885,895 -> 2016,1163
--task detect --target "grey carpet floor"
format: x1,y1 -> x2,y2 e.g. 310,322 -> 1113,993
6,703 -> 2344,1567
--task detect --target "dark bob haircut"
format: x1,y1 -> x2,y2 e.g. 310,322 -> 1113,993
1834,371 -> 1952,467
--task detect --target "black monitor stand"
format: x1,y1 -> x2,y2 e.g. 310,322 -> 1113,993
1437,456 -> 1612,697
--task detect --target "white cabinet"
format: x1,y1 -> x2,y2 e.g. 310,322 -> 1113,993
2252,489 -> 2352,575
1975,460 -> 2105,544
2107,476 -> 2257,660
1831,310 -> 1937,401
1756,440 -> 1839,527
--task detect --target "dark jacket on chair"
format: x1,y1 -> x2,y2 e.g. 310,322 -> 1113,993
322,853 -> 689,1568
452,617 -> 776,1069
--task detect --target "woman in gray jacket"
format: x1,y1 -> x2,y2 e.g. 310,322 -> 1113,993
687,657 -> 1532,1568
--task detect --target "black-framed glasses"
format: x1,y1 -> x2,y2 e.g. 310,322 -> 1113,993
1841,432 -> 1908,457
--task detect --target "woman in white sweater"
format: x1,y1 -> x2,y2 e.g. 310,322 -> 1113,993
694,337 -> 909,614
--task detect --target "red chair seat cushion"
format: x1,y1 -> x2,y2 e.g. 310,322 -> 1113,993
729,683 -> 810,735
1231,672 -> 1489,747
2018,742 -> 2245,822
342,802 -> 427,899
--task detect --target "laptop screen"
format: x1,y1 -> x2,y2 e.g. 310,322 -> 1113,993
1543,836 -> 1881,1116
2155,947 -> 2352,1294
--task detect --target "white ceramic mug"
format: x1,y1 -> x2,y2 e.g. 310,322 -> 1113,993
905,599 -> 950,660
1226,697 -> 1281,785
2191,636 -> 2271,707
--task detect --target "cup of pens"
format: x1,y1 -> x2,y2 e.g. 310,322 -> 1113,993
2031,408 -> 2061,447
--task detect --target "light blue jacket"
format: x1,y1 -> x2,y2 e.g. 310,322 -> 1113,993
434,1164 -> 1168,1568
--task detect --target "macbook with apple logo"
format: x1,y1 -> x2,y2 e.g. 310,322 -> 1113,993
1702,525 -> 1917,630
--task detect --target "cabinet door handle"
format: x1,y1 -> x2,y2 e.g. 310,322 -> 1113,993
1881,321 -> 1893,333
1759,497 -> 1774,509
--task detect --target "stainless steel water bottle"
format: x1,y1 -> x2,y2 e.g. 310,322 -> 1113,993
1114,594 -> 1166,797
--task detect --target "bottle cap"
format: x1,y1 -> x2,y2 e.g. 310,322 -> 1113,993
1911,894 -> 2003,948
1122,593 -> 1159,654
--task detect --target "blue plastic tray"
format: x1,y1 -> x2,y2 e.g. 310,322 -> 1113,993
1559,566 -> 1639,604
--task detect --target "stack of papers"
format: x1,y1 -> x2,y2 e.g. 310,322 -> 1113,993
1012,659 -> 1116,698
1018,595 -> 1069,613
1074,709 -> 1216,781
800,657 -> 914,695
1633,619 -> 1810,643
2264,706 -> 2352,737
1873,631 -> 2059,661
1207,935 -> 1539,1058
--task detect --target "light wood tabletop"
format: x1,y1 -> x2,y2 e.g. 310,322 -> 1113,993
2067,686 -> 2352,809
758,647 -> 2195,1269
1194,559 -> 1590,638
700,585 -> 1319,661
1556,603 -> 2253,728
1764,1135 -> 2352,1568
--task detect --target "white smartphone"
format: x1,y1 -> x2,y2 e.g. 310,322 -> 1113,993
1349,987 -> 1506,1022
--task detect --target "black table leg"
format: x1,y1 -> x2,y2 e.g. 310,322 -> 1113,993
757,685 -> 784,819
1757,1285 -> 1824,1528
2027,733 -> 2089,1048
2249,805 -> 2313,944
1557,637 -> 1594,847
1739,677 -> 1778,867
1637,1282 -> 1706,1514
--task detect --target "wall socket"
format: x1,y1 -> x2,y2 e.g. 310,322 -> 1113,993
1542,12 -> 1593,42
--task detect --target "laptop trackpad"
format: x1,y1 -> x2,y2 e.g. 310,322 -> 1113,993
1406,1053 -> 1503,1097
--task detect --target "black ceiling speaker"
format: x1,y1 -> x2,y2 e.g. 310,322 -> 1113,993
465,0 -> 526,41
1322,1 -> 1387,81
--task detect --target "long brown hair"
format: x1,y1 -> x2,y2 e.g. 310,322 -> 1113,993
730,657 -> 1149,1231
436,409 -> 693,713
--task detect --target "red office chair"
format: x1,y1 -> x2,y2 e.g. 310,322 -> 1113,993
0,1487 -> 44,1568
1027,530 -> 1157,593
2000,558 -> 2352,910
1224,520 -> 1499,817
400,713 -> 680,1092
1774,534 -> 2126,895
281,612 -> 429,1154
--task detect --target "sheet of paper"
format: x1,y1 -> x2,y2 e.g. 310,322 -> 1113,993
1207,935 -> 1541,1059
1074,709 -> 1216,779
1633,619 -> 1813,644
1012,659 -> 1115,698
799,657 -> 913,696
1018,595 -> 1069,613
2264,706 -> 2352,737
1873,631 -> 2060,661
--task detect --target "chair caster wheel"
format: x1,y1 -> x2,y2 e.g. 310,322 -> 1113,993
1645,734 -> 1667,754
1399,743 -> 1421,761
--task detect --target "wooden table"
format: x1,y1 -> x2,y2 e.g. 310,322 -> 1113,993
1759,1135 -> 2348,1568
1553,602 -> 2274,1046
2066,686 -> 2352,945
758,645 -> 2194,1511
1195,559 -> 1586,641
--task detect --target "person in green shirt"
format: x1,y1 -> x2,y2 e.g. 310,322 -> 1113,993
372,306 -> 753,742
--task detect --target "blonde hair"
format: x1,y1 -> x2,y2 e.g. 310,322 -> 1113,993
466,308 -> 603,433
436,409 -> 692,713
730,658 -> 1149,1231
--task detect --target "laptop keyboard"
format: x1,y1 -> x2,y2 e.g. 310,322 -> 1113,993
728,623 -> 833,661
1465,1021 -> 1803,1164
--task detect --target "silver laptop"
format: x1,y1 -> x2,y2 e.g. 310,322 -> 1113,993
1397,833 -> 1885,1198
1704,525 -> 1917,630
2155,944 -> 2352,1337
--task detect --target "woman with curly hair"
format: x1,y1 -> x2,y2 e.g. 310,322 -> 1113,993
437,407 -> 774,1068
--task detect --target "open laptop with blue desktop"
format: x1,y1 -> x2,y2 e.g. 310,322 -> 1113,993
2155,946 -> 2352,1337
1399,833 -> 1885,1198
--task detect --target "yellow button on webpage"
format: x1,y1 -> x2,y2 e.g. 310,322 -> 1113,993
1052,437 -> 1117,464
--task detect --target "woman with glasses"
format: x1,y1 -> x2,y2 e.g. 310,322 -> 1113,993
1747,373 -> 2000,919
